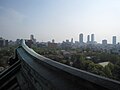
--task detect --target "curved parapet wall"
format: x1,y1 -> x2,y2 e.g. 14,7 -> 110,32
16,40 -> 120,90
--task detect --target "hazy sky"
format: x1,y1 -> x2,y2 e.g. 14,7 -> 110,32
0,0 -> 120,43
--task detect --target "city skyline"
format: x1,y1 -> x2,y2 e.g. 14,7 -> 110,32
1,0 -> 120,43
1,34 -> 120,45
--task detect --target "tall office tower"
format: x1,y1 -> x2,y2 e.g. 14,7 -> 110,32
87,35 -> 90,43
91,34 -> 94,43
112,36 -> 116,45
0,38 -> 4,47
30,34 -> 34,40
71,38 -> 73,43
52,39 -> 55,43
30,34 -> 36,44
79,33 -> 83,43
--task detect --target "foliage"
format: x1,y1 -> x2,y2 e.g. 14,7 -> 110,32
32,45 -> 120,81
0,45 -> 17,67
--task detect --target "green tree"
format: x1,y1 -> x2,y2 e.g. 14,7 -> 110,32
103,65 -> 112,78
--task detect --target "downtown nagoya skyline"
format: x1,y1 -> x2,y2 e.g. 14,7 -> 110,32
0,0 -> 120,43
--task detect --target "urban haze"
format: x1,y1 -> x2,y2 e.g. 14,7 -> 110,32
0,0 -> 120,43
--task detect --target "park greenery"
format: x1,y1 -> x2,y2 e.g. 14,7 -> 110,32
32,46 -> 120,81
0,44 -> 120,81
0,45 -> 18,71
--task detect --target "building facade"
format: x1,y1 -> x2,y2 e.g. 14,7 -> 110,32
112,36 -> 116,45
79,33 -> 83,43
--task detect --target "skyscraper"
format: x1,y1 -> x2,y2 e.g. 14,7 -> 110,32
52,39 -> 55,43
30,34 -> 36,44
87,35 -> 90,43
112,36 -> 116,45
30,34 -> 34,40
0,37 -> 8,47
71,38 -> 73,43
91,34 -> 94,43
79,33 -> 83,43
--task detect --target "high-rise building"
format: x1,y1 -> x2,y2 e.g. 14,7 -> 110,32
79,33 -> 83,43
16,39 -> 21,45
30,34 -> 34,40
5,40 -> 8,46
66,39 -> 69,43
0,39 -> 4,47
102,39 -> 107,45
52,39 -> 55,43
30,34 -> 36,44
0,37 -> 8,47
91,34 -> 94,43
71,38 -> 73,43
112,36 -> 116,45
87,35 -> 90,43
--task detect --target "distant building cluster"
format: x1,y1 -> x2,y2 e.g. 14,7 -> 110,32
1,33 -> 120,54
79,33 -> 96,44
57,33 -> 120,55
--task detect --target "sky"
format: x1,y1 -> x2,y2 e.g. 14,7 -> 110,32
0,0 -> 120,43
